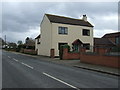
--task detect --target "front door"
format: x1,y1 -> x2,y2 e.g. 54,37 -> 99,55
58,43 -> 68,58
73,44 -> 79,52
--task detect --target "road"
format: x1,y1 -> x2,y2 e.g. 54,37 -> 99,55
2,50 -> 118,89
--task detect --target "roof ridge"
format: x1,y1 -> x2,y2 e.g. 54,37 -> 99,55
104,32 -> 120,35
45,13 -> 85,22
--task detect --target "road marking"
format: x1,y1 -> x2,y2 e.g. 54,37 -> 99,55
13,58 -> 18,62
43,72 -> 80,90
21,62 -> 34,69
8,56 -> 11,58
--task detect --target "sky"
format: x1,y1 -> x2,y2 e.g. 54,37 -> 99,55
1,1 -> 118,43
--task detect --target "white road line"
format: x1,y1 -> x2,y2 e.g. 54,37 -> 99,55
13,58 -> 18,62
43,72 -> 80,90
21,62 -> 34,69
8,56 -> 11,58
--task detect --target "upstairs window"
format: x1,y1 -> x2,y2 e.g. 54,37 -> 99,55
82,29 -> 90,36
58,27 -> 68,35
115,36 -> 120,45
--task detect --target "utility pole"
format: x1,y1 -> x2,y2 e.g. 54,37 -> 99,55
5,35 -> 6,48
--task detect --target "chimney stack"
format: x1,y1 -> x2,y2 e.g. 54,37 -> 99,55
82,15 -> 87,21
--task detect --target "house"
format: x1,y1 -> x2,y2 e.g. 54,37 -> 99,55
35,14 -> 94,57
102,32 -> 120,46
35,34 -> 41,53
94,38 -> 116,48
94,32 -> 120,48
25,37 -> 35,49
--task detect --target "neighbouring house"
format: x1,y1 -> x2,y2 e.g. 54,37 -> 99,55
102,32 -> 120,46
35,34 -> 41,53
94,38 -> 116,48
25,37 -> 35,49
35,14 -> 94,57
94,32 -> 120,48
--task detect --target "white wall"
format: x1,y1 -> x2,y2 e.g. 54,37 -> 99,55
35,38 -> 41,54
38,15 -> 52,56
51,23 -> 93,56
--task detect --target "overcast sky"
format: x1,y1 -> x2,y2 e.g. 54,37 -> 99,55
1,2 -> 118,43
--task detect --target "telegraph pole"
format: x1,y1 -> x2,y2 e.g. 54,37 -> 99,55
5,35 -> 6,48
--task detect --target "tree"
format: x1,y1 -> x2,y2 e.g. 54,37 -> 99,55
17,40 -> 23,45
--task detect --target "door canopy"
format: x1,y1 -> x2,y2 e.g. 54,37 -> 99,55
72,39 -> 83,45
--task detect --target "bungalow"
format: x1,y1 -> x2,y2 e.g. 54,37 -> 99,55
35,14 -> 94,57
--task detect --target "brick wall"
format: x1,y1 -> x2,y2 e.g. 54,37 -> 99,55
80,48 -> 120,68
23,49 -> 37,55
62,48 -> 80,60
62,47 -> 120,68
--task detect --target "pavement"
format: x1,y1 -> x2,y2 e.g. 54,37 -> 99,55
2,50 -> 119,88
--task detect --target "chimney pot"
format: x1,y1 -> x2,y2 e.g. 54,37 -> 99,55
82,14 -> 87,21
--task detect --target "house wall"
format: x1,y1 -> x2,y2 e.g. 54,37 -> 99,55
51,23 -> 93,56
35,38 -> 40,54
38,15 -> 52,56
35,39 -> 38,51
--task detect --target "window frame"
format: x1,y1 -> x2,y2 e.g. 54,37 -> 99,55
58,26 -> 68,35
115,36 -> 120,44
82,29 -> 90,36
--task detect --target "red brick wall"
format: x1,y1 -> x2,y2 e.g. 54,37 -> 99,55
80,48 -> 120,68
80,54 -> 119,68
62,47 -> 120,68
23,49 -> 37,55
62,48 -> 80,60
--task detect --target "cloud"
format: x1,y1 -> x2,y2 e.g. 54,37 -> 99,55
1,2 -> 118,43
2,26 -> 40,43
94,29 -> 118,37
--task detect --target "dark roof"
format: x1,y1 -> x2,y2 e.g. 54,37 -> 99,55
94,38 -> 116,46
102,32 -> 120,38
35,34 -> 41,39
72,39 -> 83,45
45,14 -> 93,27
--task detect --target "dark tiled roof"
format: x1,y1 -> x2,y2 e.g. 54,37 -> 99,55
35,34 -> 41,39
102,32 -> 120,38
94,38 -> 116,46
45,14 -> 93,27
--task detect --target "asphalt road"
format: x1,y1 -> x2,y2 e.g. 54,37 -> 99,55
2,50 -> 118,89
